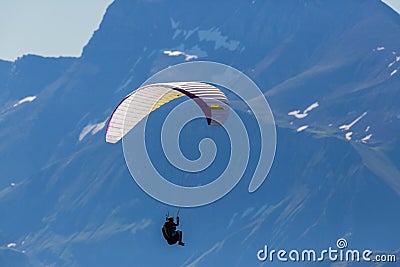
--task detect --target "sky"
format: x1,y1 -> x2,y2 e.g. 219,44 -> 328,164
0,0 -> 114,61
0,0 -> 398,62
383,0 -> 400,14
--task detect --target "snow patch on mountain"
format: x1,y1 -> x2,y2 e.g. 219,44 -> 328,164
361,134 -> 373,143
288,101 -> 319,119
304,102 -> 319,113
79,118 -> 108,141
7,243 -> 16,248
339,112 -> 367,131
380,51 -> 400,77
198,28 -> 240,51
297,125 -> 309,132
13,96 -> 37,107
173,27 -> 200,40
184,45 -> 208,58
163,50 -> 198,61
170,18 -> 241,52
288,110 -> 307,119
345,132 -> 353,141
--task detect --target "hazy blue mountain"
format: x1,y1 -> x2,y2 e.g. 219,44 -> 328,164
0,55 -> 75,188
0,0 -> 399,266
0,247 -> 31,267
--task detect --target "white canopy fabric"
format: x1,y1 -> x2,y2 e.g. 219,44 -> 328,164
106,82 -> 229,143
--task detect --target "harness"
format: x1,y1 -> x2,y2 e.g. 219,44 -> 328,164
162,225 -> 170,239
162,225 -> 177,245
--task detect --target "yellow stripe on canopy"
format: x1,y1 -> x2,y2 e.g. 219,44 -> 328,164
151,92 -> 185,112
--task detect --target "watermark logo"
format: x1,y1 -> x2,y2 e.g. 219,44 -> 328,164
336,238 -> 347,249
122,61 -> 276,207
257,238 -> 398,263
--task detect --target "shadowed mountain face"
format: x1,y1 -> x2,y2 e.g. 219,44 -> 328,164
0,0 -> 399,266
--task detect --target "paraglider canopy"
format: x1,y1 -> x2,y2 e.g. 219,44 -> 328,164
106,82 -> 229,143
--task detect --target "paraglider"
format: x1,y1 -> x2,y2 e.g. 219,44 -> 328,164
162,216 -> 185,246
105,82 -> 230,247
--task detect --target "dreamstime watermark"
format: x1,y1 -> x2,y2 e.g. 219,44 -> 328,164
257,238 -> 398,263
122,61 -> 276,207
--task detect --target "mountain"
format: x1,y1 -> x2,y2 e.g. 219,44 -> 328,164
0,55 -> 76,188
0,0 -> 399,266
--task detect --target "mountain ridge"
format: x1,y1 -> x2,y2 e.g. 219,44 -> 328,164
0,0 -> 399,266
